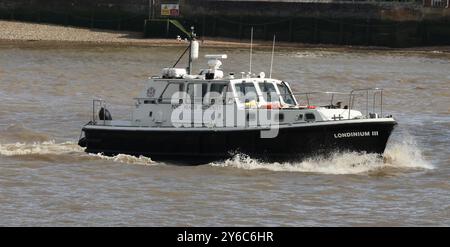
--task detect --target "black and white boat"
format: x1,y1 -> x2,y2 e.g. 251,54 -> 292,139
78,29 -> 396,164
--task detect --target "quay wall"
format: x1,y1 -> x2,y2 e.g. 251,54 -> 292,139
1,0 -> 449,47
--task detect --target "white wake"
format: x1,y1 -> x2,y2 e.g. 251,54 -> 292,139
0,140 -> 83,156
210,139 -> 432,175
0,140 -> 155,166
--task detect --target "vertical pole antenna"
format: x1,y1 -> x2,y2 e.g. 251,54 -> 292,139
249,26 -> 253,75
269,35 -> 276,78
187,26 -> 195,75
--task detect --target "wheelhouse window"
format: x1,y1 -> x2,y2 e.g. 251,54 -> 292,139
209,83 -> 228,104
258,82 -> 279,102
210,84 -> 228,95
277,82 -> 296,105
159,83 -> 184,103
234,82 -> 259,103
187,83 -> 208,104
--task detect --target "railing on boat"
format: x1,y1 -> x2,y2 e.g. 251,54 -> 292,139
348,88 -> 383,119
290,88 -> 384,119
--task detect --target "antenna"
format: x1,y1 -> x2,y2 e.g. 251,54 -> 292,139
269,35 -> 276,78
249,26 -> 253,75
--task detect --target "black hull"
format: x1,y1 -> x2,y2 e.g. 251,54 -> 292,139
79,121 -> 396,164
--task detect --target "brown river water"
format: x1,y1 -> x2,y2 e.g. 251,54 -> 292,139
0,44 -> 449,226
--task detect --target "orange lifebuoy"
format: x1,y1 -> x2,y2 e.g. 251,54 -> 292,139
260,102 -> 281,109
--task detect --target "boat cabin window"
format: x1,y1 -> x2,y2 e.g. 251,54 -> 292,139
209,83 -> 229,104
187,83 -> 208,104
258,82 -> 280,103
234,82 -> 259,103
210,84 -> 228,95
159,83 -> 184,103
277,82 -> 296,105
305,113 -> 315,122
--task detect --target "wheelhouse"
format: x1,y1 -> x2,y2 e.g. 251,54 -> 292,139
138,77 -> 298,109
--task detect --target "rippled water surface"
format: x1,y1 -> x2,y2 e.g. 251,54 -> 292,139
0,44 -> 449,226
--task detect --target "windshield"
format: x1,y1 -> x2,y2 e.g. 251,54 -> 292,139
258,82 -> 280,102
277,82 -> 296,105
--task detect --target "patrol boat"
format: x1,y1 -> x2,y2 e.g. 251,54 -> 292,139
78,29 -> 397,163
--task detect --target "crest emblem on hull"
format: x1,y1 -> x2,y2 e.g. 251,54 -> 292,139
147,87 -> 156,97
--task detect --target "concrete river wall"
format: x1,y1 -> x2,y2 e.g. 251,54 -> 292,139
1,0 -> 449,47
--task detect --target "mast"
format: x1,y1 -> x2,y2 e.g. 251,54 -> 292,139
171,26 -> 198,73
269,35 -> 276,78
187,26 -> 197,75
249,27 -> 253,75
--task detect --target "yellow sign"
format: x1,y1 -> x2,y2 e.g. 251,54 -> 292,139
161,4 -> 179,16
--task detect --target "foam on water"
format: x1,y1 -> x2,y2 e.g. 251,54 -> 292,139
0,140 -> 83,156
383,135 -> 433,170
87,153 -> 155,166
0,140 -> 155,166
210,139 -> 432,175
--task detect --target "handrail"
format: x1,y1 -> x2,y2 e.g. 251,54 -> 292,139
291,91 -> 356,95
348,88 -> 383,119
289,88 -> 384,120
136,91 -> 368,106
290,91 -> 365,107
135,96 -> 239,105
